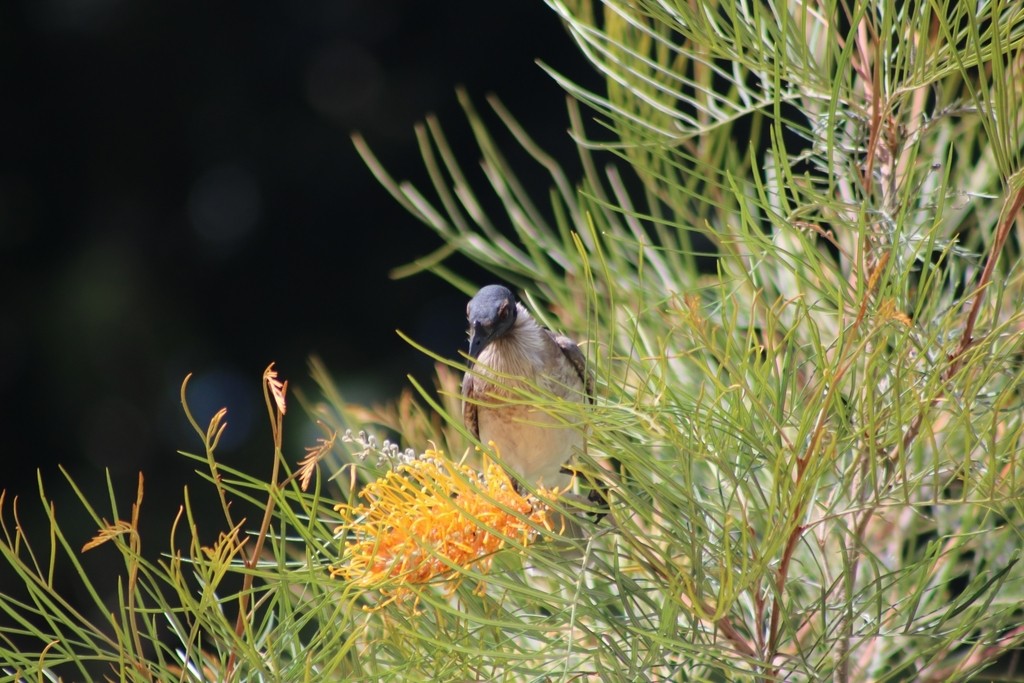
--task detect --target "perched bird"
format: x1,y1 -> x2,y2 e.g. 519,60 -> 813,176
462,285 -> 592,490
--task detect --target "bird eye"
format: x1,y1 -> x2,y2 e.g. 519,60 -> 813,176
498,302 -> 509,320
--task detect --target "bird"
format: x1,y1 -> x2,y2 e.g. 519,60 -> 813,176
461,284 -> 592,491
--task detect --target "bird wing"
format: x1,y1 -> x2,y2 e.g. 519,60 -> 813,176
547,329 -> 612,517
545,330 -> 594,402
461,371 -> 480,439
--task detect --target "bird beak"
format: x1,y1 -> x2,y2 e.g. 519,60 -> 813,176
468,324 -> 487,358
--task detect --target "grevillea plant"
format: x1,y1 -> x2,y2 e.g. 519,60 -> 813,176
3,1 -> 1024,681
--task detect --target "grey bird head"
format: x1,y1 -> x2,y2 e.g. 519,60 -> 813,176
466,285 -> 518,358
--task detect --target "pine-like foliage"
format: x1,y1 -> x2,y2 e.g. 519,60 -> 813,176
3,1 -> 1024,681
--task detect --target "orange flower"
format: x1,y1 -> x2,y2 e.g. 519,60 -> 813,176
331,449 -> 555,606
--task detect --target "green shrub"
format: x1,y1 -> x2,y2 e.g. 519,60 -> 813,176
3,1 -> 1024,680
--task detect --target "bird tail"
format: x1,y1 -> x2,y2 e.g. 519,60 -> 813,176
560,463 -> 614,523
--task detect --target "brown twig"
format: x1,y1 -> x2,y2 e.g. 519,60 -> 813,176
885,184 -> 1024,466
225,364 -> 288,680
952,185 -> 1024,374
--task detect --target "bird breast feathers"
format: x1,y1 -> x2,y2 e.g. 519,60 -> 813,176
473,312 -> 584,400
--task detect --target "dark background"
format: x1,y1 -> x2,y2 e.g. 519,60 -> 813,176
3,2 -> 597,498
1,0 -> 599,641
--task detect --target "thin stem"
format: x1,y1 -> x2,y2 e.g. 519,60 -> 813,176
226,365 -> 287,680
